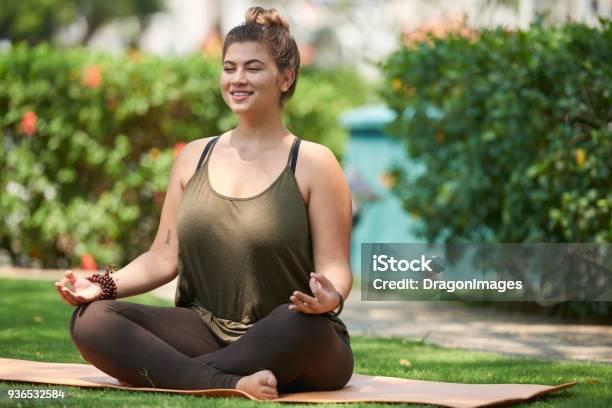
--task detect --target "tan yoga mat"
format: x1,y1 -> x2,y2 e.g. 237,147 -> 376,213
0,357 -> 577,408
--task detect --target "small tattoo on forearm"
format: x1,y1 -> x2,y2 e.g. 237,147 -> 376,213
165,229 -> 171,245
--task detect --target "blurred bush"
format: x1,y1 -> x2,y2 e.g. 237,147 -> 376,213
0,44 -> 368,269
0,0 -> 162,45
380,20 -> 611,318
381,19 -> 611,244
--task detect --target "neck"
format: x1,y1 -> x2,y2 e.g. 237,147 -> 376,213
230,106 -> 289,147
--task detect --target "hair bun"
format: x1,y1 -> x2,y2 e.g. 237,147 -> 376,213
245,6 -> 289,30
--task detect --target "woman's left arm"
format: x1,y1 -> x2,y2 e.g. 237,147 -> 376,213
289,143 -> 353,314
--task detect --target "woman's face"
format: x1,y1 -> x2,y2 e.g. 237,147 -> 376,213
220,41 -> 293,115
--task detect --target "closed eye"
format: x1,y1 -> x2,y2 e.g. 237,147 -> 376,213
223,67 -> 261,72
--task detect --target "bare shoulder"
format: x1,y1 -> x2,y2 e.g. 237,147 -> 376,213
297,139 -> 342,177
177,136 -> 218,189
295,139 -> 346,200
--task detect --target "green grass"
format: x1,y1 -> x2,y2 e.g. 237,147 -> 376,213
0,277 -> 610,407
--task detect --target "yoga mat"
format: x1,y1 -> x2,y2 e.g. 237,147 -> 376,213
0,357 -> 577,408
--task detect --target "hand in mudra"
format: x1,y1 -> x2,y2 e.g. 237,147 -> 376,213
54,270 -> 102,306
289,272 -> 340,314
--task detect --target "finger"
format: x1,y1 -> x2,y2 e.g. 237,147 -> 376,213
69,288 -> 89,303
61,287 -> 78,306
57,275 -> 71,288
290,294 -> 312,307
55,282 -> 75,306
289,295 -> 308,310
61,287 -> 79,306
288,301 -> 313,314
309,276 -> 324,297
288,299 -> 304,312
309,275 -> 326,295
289,295 -> 316,314
65,270 -> 77,285
310,272 -> 333,289
54,281 -> 64,296
57,281 -> 79,305
54,281 -> 65,295
64,286 -> 89,304
295,290 -> 321,313
292,291 -> 317,305
59,291 -> 77,306
57,272 -> 73,290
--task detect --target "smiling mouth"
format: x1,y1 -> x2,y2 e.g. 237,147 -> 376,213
231,91 -> 254,96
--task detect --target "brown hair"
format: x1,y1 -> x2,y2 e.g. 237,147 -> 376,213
222,6 -> 300,111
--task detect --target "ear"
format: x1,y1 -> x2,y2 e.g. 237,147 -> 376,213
280,68 -> 295,93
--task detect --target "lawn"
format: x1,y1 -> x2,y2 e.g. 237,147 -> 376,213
0,277 -> 610,407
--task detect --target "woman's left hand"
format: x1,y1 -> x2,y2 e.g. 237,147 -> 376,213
289,272 -> 340,314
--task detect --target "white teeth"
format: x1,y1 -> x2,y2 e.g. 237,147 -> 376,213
232,92 -> 252,95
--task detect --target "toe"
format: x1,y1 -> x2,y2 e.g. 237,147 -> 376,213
262,391 -> 277,400
265,372 -> 277,386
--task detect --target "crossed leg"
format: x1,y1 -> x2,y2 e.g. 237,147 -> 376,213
196,302 -> 354,393
70,300 -> 353,395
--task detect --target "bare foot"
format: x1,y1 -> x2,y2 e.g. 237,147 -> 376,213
235,369 -> 278,400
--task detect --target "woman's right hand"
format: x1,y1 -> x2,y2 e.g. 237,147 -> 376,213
54,270 -> 102,306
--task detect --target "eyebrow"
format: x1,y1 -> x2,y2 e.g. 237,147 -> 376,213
223,59 -> 265,65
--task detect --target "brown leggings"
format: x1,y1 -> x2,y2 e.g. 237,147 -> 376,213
69,300 -> 354,392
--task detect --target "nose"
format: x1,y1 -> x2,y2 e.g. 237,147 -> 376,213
231,67 -> 248,85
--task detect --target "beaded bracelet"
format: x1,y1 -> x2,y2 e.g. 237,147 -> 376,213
86,264 -> 118,300
328,290 -> 344,318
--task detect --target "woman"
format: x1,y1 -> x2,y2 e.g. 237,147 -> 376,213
55,6 -> 354,400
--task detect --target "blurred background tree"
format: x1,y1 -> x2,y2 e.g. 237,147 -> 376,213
381,19 -> 611,244
0,44 -> 368,270
380,18 -> 611,317
0,0 -> 162,46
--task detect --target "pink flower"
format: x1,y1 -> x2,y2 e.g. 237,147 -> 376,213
81,252 -> 98,271
20,111 -> 37,135
174,142 -> 186,159
82,65 -> 102,88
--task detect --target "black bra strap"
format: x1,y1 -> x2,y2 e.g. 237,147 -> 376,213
196,136 -> 220,172
198,136 -> 299,173
287,137 -> 301,174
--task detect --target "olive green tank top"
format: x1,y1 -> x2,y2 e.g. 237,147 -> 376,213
175,135 -> 349,344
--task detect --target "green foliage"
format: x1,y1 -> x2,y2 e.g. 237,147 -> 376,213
0,0 -> 76,45
0,44 -> 367,268
288,66 -> 371,156
380,20 -> 611,243
0,0 -> 163,45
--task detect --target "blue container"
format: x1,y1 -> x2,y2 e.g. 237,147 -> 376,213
339,105 -> 423,275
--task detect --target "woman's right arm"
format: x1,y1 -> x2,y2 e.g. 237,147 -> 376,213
56,140 -> 202,304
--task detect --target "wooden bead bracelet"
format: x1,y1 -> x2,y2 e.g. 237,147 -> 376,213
86,264 -> 118,300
